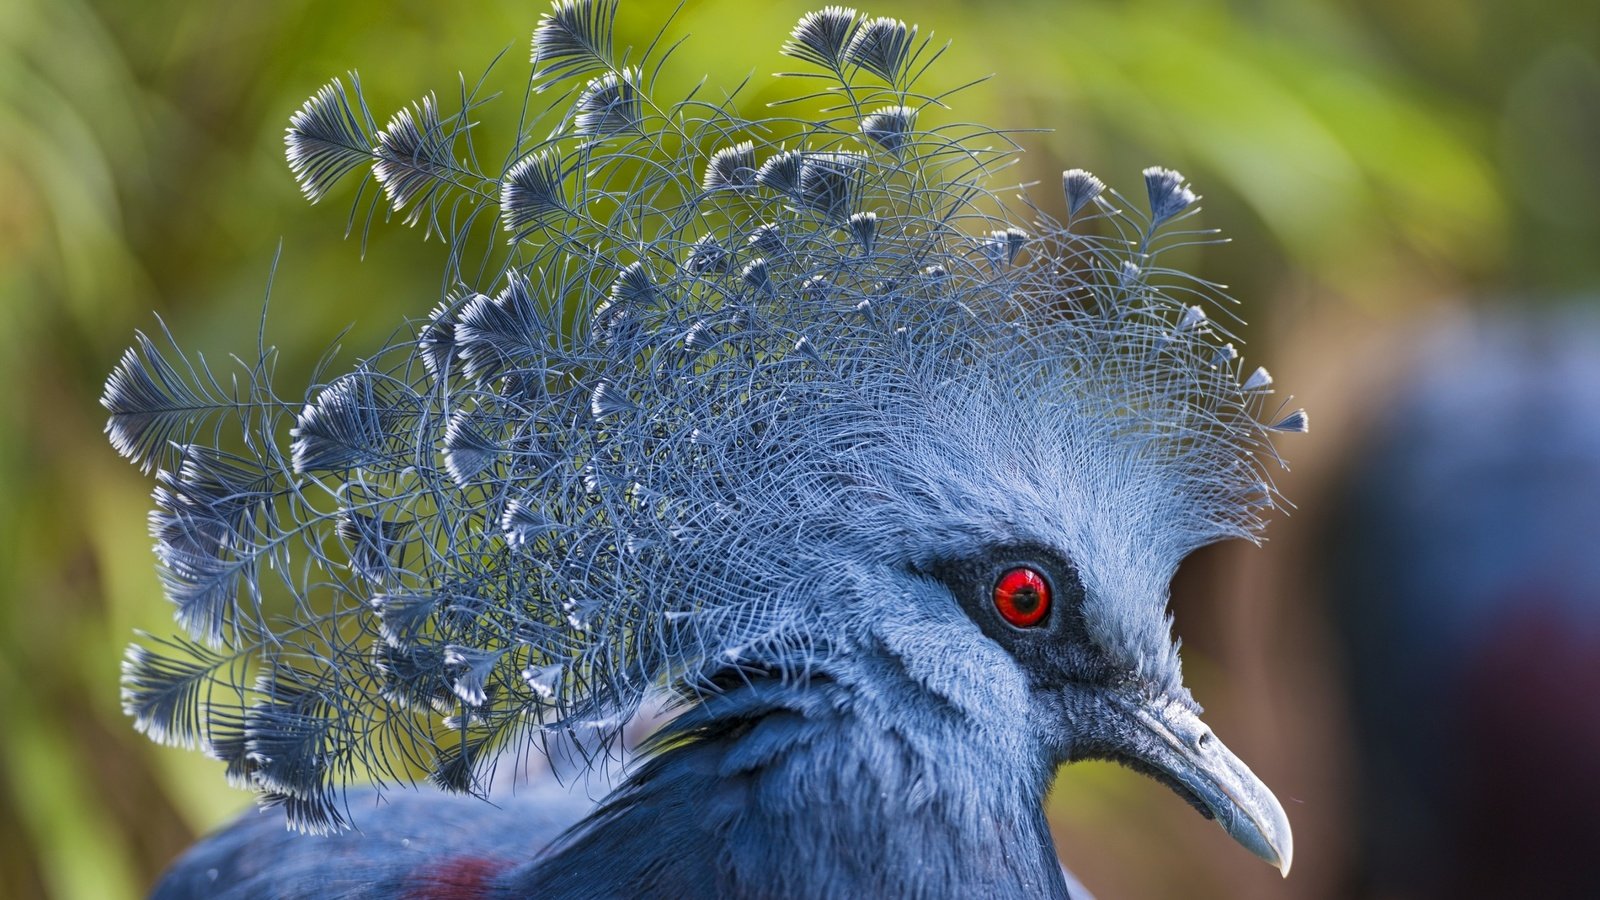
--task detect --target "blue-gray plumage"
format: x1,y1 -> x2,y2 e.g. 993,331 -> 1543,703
107,2 -> 1304,897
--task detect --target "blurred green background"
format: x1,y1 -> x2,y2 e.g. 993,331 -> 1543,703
2,0 -> 1596,897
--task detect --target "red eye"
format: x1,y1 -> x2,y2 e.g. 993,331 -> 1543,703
993,566 -> 1051,628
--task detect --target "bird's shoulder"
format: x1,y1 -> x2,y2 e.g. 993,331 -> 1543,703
150,786 -> 593,900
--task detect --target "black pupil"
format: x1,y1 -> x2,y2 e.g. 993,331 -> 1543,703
1011,585 -> 1040,615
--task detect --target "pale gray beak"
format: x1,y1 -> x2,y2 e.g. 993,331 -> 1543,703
1119,696 -> 1294,876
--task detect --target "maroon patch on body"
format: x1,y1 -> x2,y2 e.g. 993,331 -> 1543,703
404,855 -> 513,900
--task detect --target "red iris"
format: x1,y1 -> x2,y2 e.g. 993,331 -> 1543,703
993,566 -> 1051,627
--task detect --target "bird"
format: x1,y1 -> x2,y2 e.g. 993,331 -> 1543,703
1323,312 -> 1600,899
103,2 -> 1305,897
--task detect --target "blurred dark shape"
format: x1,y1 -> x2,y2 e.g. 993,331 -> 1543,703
1326,310 -> 1600,899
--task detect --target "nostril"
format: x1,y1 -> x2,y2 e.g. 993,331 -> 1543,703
1196,731 -> 1214,751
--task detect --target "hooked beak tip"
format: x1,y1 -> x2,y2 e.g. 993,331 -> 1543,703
1269,831 -> 1293,878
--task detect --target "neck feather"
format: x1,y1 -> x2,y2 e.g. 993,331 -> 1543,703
505,677 -> 1069,899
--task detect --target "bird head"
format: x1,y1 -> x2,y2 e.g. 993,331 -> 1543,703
615,219 -> 1298,876
106,1 -> 1301,875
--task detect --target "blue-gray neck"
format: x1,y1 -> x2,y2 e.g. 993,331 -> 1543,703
504,675 -> 1072,899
